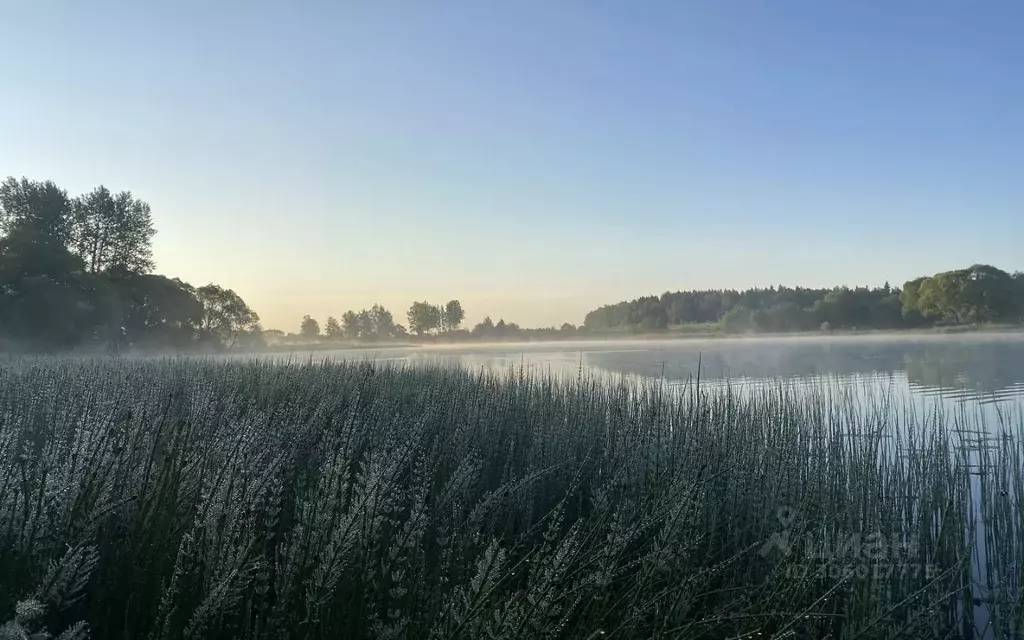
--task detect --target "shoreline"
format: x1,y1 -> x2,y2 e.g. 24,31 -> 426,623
255,323 -> 1024,354
35,323 -> 1023,358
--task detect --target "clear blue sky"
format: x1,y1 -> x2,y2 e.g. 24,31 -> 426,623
2,1 -> 1021,330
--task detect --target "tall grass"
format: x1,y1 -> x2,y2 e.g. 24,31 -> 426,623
0,357 -> 1019,639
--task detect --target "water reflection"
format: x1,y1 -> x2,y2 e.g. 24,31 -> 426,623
379,334 -> 1024,405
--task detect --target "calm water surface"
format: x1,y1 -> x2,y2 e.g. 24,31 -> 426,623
325,333 -> 1024,407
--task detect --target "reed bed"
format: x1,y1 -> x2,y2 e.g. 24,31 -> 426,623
0,357 -> 1020,639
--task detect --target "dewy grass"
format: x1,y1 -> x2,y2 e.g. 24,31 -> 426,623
0,356 -> 1020,639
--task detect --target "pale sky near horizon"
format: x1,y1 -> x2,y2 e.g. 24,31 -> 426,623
2,1 -> 1022,331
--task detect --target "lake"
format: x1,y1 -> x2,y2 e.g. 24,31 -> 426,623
223,334 -> 1024,636
318,333 -> 1024,408
329,333 -> 1023,637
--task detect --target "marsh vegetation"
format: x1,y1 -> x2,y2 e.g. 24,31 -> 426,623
0,357 -> 1020,639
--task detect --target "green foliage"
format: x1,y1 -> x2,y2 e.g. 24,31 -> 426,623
70,186 -> 155,274
720,305 -> 752,333
332,304 -> 399,341
0,177 -> 75,250
300,315 -> 320,338
0,175 -> 259,353
471,316 -> 524,340
585,265 -> 1024,334
899,277 -> 926,317
906,265 -> 1020,325
341,310 -> 362,338
324,316 -> 341,338
472,315 -> 494,336
442,299 -> 465,332
407,301 -> 441,336
0,358 -> 1020,638
195,284 -> 260,348
368,303 -> 397,338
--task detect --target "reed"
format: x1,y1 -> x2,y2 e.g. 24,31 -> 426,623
0,357 -> 1019,639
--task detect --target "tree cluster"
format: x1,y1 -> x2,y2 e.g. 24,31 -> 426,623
584,264 -> 1024,334
0,176 -> 260,352
900,265 -> 1023,325
326,305 -> 405,341
293,301 -> 587,345
294,301 -> 465,342
407,300 -> 465,335
468,316 -> 526,340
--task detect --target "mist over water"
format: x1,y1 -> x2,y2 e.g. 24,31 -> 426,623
312,333 -> 1024,407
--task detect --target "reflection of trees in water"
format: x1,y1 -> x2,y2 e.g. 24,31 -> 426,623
583,339 -> 1024,398
902,342 -> 1024,398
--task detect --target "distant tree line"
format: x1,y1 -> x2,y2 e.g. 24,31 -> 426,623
314,304 -> 406,341
287,263 -> 1024,346
287,301 -> 582,345
0,176 -> 261,352
8,174 -> 1018,353
583,264 -> 1024,334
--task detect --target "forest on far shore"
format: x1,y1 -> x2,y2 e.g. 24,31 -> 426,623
281,263 -> 1024,347
581,264 -> 1024,335
2,175 -> 1022,354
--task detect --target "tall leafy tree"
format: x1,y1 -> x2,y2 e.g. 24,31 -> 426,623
0,175 -> 259,352
442,299 -> 465,332
0,178 -> 90,350
195,284 -> 260,348
471,316 -> 495,337
324,316 -> 341,337
369,304 -> 396,338
958,264 -> 1018,322
917,272 -> 967,324
341,310 -> 362,338
0,177 -> 75,248
407,301 -> 441,336
357,309 -> 374,337
300,315 -> 320,338
0,177 -> 80,280
72,186 -> 156,274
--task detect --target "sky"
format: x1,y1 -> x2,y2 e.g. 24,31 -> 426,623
2,1 -> 1022,331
